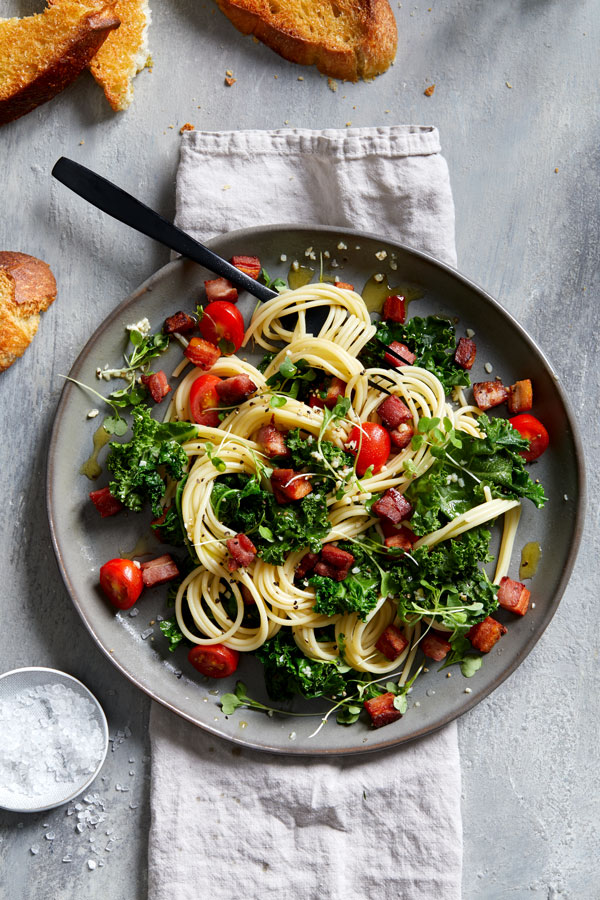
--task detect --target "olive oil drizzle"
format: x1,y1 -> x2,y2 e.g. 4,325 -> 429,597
80,422 -> 111,480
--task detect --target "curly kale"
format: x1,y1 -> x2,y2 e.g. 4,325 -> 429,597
210,473 -> 330,565
360,315 -> 470,392
107,406 -> 196,515
403,414 -> 547,535
256,631 -> 348,701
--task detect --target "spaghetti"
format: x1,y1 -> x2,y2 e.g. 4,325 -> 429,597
162,284 -> 529,679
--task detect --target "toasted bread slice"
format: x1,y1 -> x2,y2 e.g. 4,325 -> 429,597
0,1 -> 120,126
0,252 -> 57,373
215,0 -> 397,80
48,0 -> 151,111
89,0 -> 151,110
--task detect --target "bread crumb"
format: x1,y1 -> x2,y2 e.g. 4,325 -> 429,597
297,76 -> 304,81
225,77 -> 237,86
424,84 -> 435,96
252,36 -> 259,43
506,81 -> 513,89
180,123 -> 194,134
328,78 -> 338,92
274,74 -> 278,79
79,140 -> 84,145
345,121 -> 352,127
168,124 -> 174,129
222,185 -> 232,191
225,69 -> 233,77
554,167 -> 559,173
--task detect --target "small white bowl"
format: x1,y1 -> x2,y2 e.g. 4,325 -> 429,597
0,667 -> 109,813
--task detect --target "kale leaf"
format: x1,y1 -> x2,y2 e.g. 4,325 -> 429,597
360,315 -> 470,392
309,541 -> 381,621
107,406 -> 196,515
210,473 -> 330,565
159,617 -> 185,652
285,428 -> 354,478
256,631 -> 348,701
395,528 -> 498,634
403,414 -> 547,535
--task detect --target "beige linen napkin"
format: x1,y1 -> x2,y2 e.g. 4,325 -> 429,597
148,126 -> 462,900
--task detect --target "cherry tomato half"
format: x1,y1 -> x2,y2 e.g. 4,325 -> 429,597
199,301 -> 245,353
510,413 -> 550,462
346,422 -> 391,477
189,373 -> 222,426
99,558 -> 143,610
188,644 -> 240,679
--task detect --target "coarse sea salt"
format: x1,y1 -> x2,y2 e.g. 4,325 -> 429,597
0,683 -> 105,799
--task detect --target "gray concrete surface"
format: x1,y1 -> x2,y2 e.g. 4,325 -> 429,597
0,1 -> 598,897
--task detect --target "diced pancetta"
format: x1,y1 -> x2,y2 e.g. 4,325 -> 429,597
163,310 -> 196,334
271,469 -> 313,504
421,631 -> 452,661
389,423 -> 414,450
257,419 -> 289,458
140,554 -> 180,587
184,338 -> 221,370
204,277 -> 238,303
141,370 -> 171,403
497,576 -> 531,616
320,544 -> 355,570
230,255 -> 261,279
377,394 -> 411,428
454,337 -> 477,370
384,341 -> 416,368
472,381 -> 508,411
467,617 -> 507,652
383,525 -> 417,550
382,294 -> 406,324
313,561 -> 350,582
226,533 -> 257,571
507,379 -> 533,414
372,488 -> 413,524
215,375 -> 257,405
375,625 -> 409,660
364,692 -> 403,728
294,551 -> 319,580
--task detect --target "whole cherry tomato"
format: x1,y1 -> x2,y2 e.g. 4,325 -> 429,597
189,373 -> 222,426
510,413 -> 550,462
188,644 -> 240,679
99,558 -> 143,610
346,422 -> 391,477
199,301 -> 245,353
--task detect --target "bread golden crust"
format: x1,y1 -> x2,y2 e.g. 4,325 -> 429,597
48,0 -> 151,111
0,2 -> 120,126
0,253 -> 57,373
215,0 -> 397,81
89,0 -> 151,111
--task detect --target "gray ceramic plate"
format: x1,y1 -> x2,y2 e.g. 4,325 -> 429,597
47,225 -> 585,756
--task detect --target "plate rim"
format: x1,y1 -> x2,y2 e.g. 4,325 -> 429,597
46,223 -> 587,756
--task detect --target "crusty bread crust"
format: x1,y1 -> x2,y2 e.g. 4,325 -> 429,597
0,253 -> 57,373
215,0 -> 397,81
89,0 -> 151,111
0,2 -> 120,126
48,0 -> 151,111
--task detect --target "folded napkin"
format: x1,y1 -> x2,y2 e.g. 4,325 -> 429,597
149,126 -> 462,900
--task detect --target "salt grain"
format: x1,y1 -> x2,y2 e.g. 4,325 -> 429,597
0,683 -> 105,800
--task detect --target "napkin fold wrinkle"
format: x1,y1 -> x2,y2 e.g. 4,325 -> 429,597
149,125 -> 462,900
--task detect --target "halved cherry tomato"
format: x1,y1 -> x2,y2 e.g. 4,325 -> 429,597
189,373 -> 222,426
346,422 -> 391,476
188,644 -> 240,679
99,558 -> 143,610
510,413 -> 549,462
199,301 -> 245,353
